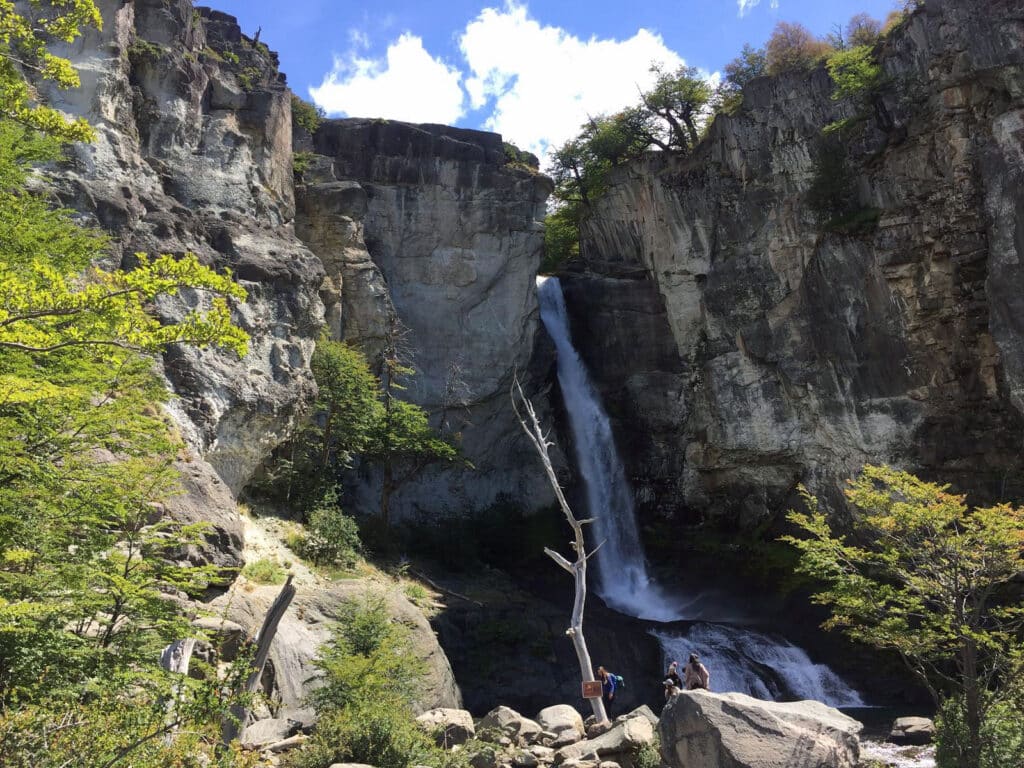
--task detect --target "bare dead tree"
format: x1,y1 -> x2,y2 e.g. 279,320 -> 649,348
511,376 -> 608,724
221,575 -> 297,747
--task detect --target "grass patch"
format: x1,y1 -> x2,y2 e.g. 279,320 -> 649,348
241,557 -> 288,585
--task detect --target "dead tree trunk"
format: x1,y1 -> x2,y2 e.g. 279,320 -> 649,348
512,377 -> 608,724
221,574 -> 297,747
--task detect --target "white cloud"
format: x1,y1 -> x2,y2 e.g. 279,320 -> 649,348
738,0 -> 779,17
309,33 -> 465,124
459,3 -> 685,162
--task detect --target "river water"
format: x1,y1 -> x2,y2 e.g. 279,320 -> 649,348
537,275 -> 864,707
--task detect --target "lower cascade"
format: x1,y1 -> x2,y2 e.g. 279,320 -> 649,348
537,276 -> 864,707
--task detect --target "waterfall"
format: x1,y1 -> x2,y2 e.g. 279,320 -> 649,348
537,276 -> 682,621
536,275 -> 864,708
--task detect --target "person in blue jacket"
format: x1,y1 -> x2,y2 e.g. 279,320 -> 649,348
596,665 -> 617,713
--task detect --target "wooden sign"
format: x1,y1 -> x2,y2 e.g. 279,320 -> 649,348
582,680 -> 603,699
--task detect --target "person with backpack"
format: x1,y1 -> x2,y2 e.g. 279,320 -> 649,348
596,666 -> 623,713
683,653 -> 710,690
664,660 -> 683,700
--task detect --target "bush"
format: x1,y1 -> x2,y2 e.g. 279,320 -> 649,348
298,489 -> 362,568
241,557 -> 288,584
542,205 -> 580,274
765,22 -> 833,76
826,45 -> 882,101
291,94 -> 324,134
935,695 -> 1024,768
286,599 -> 461,768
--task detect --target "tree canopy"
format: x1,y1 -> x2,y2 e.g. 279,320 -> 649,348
784,466 -> 1024,768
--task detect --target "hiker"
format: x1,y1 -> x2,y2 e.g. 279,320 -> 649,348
683,653 -> 710,690
596,665 -> 618,712
664,661 -> 683,700
663,677 -> 682,698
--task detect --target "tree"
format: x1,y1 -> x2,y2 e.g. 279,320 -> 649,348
512,377 -> 608,724
640,64 -> 712,153
783,466 -> 1024,768
0,0 -> 99,142
765,21 -> 833,76
845,13 -> 882,48
371,320 -> 459,527
724,43 -> 767,91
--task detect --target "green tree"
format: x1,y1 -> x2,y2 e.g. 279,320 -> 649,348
640,64 -> 713,153
0,0 -> 99,142
288,598 -> 456,768
783,466 -> 1024,768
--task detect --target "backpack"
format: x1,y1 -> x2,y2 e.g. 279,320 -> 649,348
614,674 -> 625,688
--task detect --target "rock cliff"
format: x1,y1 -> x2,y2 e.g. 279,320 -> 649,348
296,119 -> 556,519
570,0 -> 1024,528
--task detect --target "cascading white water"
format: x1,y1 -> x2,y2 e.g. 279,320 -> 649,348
537,276 -> 681,621
654,624 -> 864,707
537,275 -> 865,707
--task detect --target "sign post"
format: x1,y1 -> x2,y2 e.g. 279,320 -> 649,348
581,680 -> 603,699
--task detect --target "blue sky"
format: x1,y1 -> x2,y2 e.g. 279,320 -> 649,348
209,0 -> 900,158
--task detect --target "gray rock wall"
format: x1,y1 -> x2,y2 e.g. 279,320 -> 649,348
35,0 -> 325,497
297,120 -> 557,520
573,0 -> 1024,527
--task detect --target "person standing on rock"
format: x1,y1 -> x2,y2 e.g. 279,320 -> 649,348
597,666 -> 617,713
683,653 -> 710,690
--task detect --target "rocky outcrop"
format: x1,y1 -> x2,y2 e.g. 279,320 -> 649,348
888,716 -> 936,745
555,711 -> 654,763
416,708 -> 476,747
571,0 -> 1024,527
32,0 -> 325,503
658,690 -> 862,768
211,578 -> 461,724
297,119 -> 556,520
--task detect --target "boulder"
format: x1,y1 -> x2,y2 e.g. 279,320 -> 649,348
416,708 -> 476,747
240,718 -> 298,750
556,713 -> 654,762
480,706 -> 543,745
537,705 -> 585,742
888,716 -> 936,746
511,749 -> 539,767
658,691 -> 862,768
469,745 -> 499,768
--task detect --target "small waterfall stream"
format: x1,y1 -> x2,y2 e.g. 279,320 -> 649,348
537,276 -> 864,707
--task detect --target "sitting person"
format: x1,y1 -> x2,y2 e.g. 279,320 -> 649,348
683,653 -> 710,690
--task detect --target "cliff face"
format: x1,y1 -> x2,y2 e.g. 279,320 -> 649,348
297,119 -> 556,519
572,0 -> 1024,527
38,0 -> 324,500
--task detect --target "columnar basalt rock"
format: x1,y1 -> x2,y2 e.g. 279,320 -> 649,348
297,119 -> 557,519
572,0 -> 1024,527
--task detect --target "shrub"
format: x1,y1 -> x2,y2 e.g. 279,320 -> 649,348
826,45 -> 882,101
241,557 -> 288,584
542,205 -> 580,273
291,94 -> 324,134
293,150 -> 315,176
127,38 -> 165,63
936,695 -> 1024,768
299,489 -> 362,568
286,599 -> 461,768
845,13 -> 882,48
765,22 -> 833,76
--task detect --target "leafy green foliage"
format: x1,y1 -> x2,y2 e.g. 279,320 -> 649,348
0,0 -> 100,142
765,22 -> 834,76
126,38 -> 165,64
293,150 -> 315,175
826,45 -> 882,101
241,557 -> 288,585
287,599 -> 461,768
291,94 -> 324,134
541,204 -> 580,273
936,693 -> 1024,768
296,488 -> 362,568
783,466 -> 1024,768
503,141 -> 539,172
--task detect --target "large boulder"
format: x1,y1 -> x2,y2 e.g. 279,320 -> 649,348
239,718 -> 298,750
658,691 -> 862,768
210,578 -> 461,724
556,712 -> 654,762
536,704 -> 585,743
416,708 -> 475,747
888,716 -> 935,746
479,705 -> 543,746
